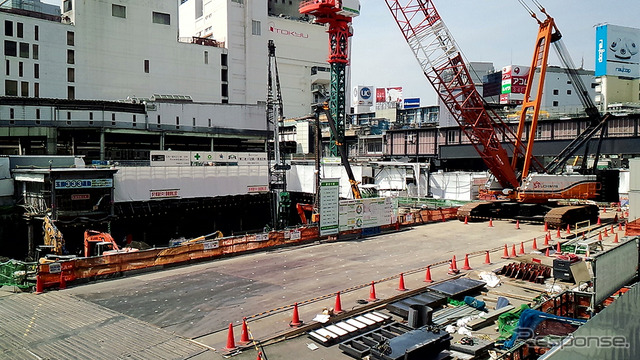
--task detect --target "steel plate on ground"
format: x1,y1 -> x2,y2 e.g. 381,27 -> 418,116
428,278 -> 486,298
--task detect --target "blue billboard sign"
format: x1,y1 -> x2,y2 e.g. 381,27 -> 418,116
403,98 -> 420,109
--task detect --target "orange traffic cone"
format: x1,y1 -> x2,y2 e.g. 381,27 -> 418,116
239,318 -> 251,345
544,222 -> 549,232
464,216 -> 468,225
597,217 -> 601,225
532,237 -> 538,250
224,323 -> 236,351
290,303 -> 303,327
501,244 -> 510,259
448,255 -> 460,275
619,223 -> 623,232
556,242 -> 562,254
545,247 -> 550,256
488,218 -> 494,227
511,244 -> 517,258
484,251 -> 492,264
424,266 -> 434,283
556,228 -> 561,238
614,233 -> 619,243
462,254 -> 472,270
518,242 -> 525,255
544,233 -> 550,246
598,231 -> 603,241
515,220 -> 520,230
397,273 -> 407,291
566,224 -> 571,234
604,228 -> 609,237
611,224 -> 615,234
368,281 -> 378,302
256,351 -> 263,360
603,207 -> 607,213
334,292 -> 343,314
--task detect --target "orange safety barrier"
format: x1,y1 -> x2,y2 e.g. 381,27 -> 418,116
37,207 -> 461,290
626,218 -> 640,236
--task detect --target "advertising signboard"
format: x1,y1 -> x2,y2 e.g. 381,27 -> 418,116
403,98 -> 420,109
353,86 -> 374,105
595,24 -> 640,78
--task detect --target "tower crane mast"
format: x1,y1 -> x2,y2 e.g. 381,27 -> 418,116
299,1 -> 360,157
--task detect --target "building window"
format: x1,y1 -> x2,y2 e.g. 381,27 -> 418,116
34,63 -> 39,78
251,20 -> 261,35
34,25 -> 38,41
63,0 -> 72,12
67,68 -> 75,82
176,116 -> 180,127
221,53 -> 228,66
204,51 -> 208,64
112,4 -> 126,18
36,108 -> 40,120
4,40 -> 17,56
9,108 -> 14,120
192,117 -> 196,126
552,89 -> 559,95
132,114 -> 136,127
221,84 -> 228,97
208,118 -> 211,127
152,12 -> 171,25
112,113 -> 116,125
5,60 -> 8,76
144,59 -> 150,73
5,20 -> 12,37
19,43 -> 29,58
89,112 -> 94,124
18,61 -> 23,77
67,49 -> 74,64
67,112 -> 71,120
34,82 -> 39,97
552,101 -> 559,107
68,86 -> 75,100
567,89 -> 572,95
157,114 -> 161,127
21,81 -> 28,97
221,69 -> 228,81
17,22 -> 23,38
32,44 -> 38,59
67,31 -> 74,46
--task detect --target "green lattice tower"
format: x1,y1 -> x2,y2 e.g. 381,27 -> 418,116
329,62 -> 347,156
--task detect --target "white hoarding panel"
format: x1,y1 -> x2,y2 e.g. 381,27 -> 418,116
320,178 -> 340,236
113,164 -> 269,202
338,197 -> 396,232
150,151 -> 190,167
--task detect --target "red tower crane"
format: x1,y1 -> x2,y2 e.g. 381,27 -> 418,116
299,0 -> 360,156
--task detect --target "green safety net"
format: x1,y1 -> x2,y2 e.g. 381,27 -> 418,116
497,304 -> 530,340
0,259 -> 37,290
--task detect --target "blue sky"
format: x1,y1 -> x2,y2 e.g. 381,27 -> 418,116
350,0 -> 640,105
43,0 -> 639,105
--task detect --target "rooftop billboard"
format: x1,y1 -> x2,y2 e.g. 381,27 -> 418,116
595,24 -> 639,78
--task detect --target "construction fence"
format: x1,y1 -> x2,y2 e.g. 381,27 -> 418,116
35,206 -> 461,291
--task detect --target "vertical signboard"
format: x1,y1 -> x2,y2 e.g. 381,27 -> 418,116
319,178 -> 340,236
595,24 -> 640,78
353,86 -> 374,105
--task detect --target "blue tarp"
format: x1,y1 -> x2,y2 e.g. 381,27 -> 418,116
502,309 -> 586,349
